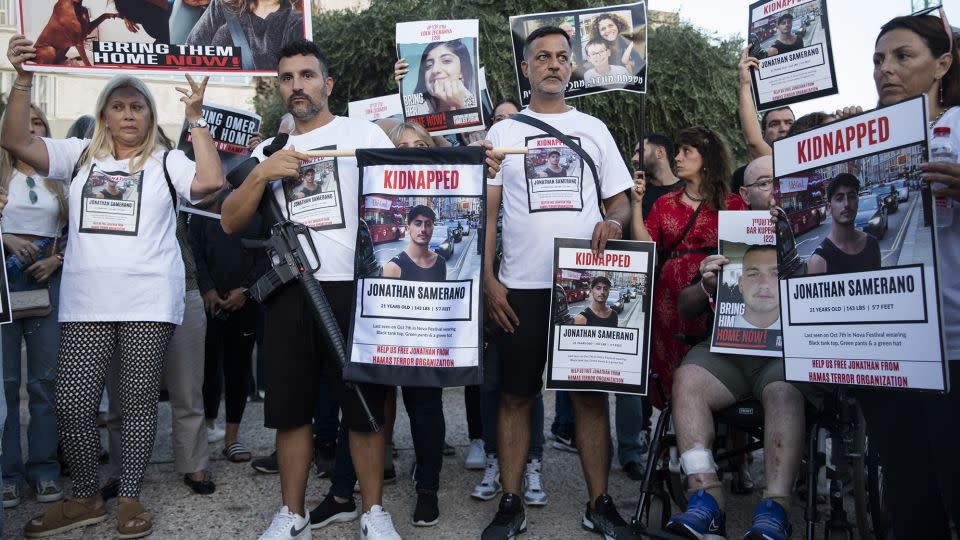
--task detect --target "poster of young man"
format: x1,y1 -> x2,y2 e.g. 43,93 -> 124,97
176,103 -> 260,219
509,2 -> 647,106
279,148 -> 345,231
79,168 -> 143,235
547,238 -> 655,395
773,95 -> 947,391
747,0 -> 838,110
525,135 -> 586,212
396,20 -> 483,136
710,211 -> 782,356
348,94 -> 403,122
17,0 -> 310,76
347,146 -> 486,387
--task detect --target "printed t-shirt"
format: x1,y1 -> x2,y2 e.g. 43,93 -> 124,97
487,106 -> 633,289
251,116 -> 394,281
42,137 -> 198,324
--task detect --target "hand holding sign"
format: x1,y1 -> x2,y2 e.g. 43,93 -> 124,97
7,35 -> 36,75
253,146 -> 312,184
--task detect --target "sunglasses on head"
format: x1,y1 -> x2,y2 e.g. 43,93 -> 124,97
912,4 -> 955,54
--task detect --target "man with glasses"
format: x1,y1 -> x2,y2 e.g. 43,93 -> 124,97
665,155 -> 804,540
583,39 -> 629,88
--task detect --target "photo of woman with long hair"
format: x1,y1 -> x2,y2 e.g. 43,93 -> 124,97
396,39 -> 478,116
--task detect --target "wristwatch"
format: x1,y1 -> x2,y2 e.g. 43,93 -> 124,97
188,117 -> 209,130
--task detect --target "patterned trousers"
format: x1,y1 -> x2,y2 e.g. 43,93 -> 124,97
57,321 -> 174,499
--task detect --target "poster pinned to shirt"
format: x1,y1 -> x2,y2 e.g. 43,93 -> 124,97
176,103 -> 261,219
348,94 -> 403,122
509,2 -> 647,106
773,95 -> 947,391
280,146 -> 345,231
547,238 -> 655,395
525,135 -> 585,212
710,211 -> 782,356
396,20 -> 483,136
346,147 -> 487,387
747,0 -> 838,110
79,168 -> 144,236
17,0 -> 310,76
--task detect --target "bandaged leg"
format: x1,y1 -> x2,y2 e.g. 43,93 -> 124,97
681,444 -> 724,509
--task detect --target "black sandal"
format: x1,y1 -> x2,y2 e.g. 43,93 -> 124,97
183,473 -> 216,495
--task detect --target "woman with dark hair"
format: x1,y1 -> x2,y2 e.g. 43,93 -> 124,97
65,115 -> 95,140
396,39 -> 478,116
590,12 -> 645,73
630,126 -> 747,402
185,0 -> 304,70
853,10 -> 960,538
492,99 -> 520,124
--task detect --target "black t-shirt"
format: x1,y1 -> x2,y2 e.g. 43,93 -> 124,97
772,37 -> 804,55
579,305 -> 619,327
643,181 -> 683,220
299,184 -> 322,197
99,189 -> 124,200
542,166 -> 568,178
811,236 -> 882,274
389,251 -> 447,281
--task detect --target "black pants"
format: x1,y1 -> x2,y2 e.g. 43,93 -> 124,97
465,384 -> 482,440
203,303 -> 257,424
856,364 -> 960,539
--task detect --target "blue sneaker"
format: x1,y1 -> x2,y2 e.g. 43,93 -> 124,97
664,490 -> 725,539
742,499 -> 792,540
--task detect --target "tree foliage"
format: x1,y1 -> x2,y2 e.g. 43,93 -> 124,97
256,0 -> 746,164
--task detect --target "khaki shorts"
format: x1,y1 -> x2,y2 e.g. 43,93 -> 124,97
681,341 -> 788,402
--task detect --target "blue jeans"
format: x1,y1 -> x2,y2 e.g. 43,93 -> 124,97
0,344 -> 7,534
553,390 -> 648,467
480,342 -> 544,459
2,270 -> 61,487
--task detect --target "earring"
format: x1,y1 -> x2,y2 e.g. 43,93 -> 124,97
937,75 -> 944,104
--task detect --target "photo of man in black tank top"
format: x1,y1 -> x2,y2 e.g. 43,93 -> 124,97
573,276 -> 619,327
808,173 -> 881,275
383,204 -> 447,281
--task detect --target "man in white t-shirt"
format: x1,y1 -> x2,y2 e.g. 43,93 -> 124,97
481,26 -> 635,540
221,40 -> 399,540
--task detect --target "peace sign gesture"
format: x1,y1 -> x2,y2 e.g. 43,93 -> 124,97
176,74 -> 209,123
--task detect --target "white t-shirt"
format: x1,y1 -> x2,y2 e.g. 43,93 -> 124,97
251,116 -> 394,281
931,107 -> 960,359
42,137 -> 198,324
2,169 -> 62,237
733,312 -> 781,330
487,107 -> 633,289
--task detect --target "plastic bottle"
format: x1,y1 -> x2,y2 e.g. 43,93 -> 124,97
5,238 -> 51,278
930,126 -> 956,224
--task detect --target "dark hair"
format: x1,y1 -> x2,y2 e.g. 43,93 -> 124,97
786,112 -> 835,136
413,40 -> 476,106
591,13 -> 629,42
777,13 -> 793,24
222,0 -> 301,14
303,167 -> 315,177
66,115 -> 96,139
877,15 -> 960,107
761,106 -> 794,130
523,26 -> 572,59
584,39 -> 609,56
407,204 -> 436,224
743,244 -> 777,260
826,173 -> 860,200
675,126 -> 732,210
548,150 -> 560,157
644,132 -> 675,170
591,276 -> 611,288
494,98 -> 521,112
277,39 -> 329,78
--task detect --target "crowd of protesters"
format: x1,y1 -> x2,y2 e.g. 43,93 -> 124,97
0,6 -> 955,540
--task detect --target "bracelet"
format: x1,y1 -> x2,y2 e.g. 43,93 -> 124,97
12,84 -> 32,92
606,219 -> 623,231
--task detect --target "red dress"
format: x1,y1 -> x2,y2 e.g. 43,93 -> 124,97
645,191 -> 747,405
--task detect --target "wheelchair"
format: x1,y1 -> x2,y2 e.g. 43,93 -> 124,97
629,374 -> 891,540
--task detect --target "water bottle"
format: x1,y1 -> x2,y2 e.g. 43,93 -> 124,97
930,126 -> 956,225
5,238 -> 51,278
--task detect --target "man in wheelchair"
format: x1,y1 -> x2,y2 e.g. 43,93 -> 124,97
665,156 -> 804,540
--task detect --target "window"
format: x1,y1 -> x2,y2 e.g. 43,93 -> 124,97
32,75 -> 53,116
0,0 -> 16,28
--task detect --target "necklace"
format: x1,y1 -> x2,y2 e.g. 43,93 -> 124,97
929,107 -> 948,128
683,187 -> 705,202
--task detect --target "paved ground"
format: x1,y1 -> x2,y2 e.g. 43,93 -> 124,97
1,385 -> 840,540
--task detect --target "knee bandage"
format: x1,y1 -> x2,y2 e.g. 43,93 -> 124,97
679,445 -> 717,475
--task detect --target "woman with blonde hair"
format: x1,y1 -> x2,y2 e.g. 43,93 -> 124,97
3,34 -> 224,538
0,102 -> 68,510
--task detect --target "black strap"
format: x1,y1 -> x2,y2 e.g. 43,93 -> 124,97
224,10 -> 255,70
509,113 -> 604,217
72,149 -> 176,215
661,202 -> 703,260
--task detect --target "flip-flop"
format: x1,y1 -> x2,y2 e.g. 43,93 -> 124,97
223,442 -> 252,463
117,500 -> 151,539
24,499 -> 107,538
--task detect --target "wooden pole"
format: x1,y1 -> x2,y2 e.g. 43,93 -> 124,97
302,147 -> 528,158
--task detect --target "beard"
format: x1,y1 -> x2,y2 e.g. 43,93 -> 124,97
287,90 -> 324,120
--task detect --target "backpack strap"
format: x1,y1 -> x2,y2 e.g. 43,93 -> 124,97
223,9 -> 256,70
161,150 -> 178,215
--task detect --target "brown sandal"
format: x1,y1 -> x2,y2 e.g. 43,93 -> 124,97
117,500 -> 152,539
24,498 -> 107,538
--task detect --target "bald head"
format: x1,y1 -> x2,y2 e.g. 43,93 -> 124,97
740,155 -> 774,210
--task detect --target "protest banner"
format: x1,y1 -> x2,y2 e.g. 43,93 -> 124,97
773,95 -> 947,391
546,238 -> 654,395
17,0 -> 310,76
348,94 -> 403,122
79,168 -> 143,235
509,2 -> 647,106
396,20 -> 483,136
710,211 -> 782,356
346,147 -> 486,387
747,0 -> 838,110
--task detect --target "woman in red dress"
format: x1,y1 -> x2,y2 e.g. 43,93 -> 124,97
631,126 -> 747,404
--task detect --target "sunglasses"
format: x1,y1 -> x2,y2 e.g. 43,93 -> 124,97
912,4 -> 954,54
25,176 -> 37,205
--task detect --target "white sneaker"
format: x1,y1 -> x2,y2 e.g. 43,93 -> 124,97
360,505 -> 402,539
523,458 -> 548,506
464,439 -> 486,469
207,426 -> 225,443
258,506 -> 310,539
471,454 -> 501,501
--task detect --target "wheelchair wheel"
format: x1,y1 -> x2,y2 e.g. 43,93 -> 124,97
866,439 -> 893,540
823,525 -> 853,540
848,405 -> 872,540
640,492 -> 671,530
